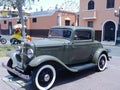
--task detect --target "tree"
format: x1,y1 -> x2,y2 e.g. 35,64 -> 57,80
0,0 -> 40,38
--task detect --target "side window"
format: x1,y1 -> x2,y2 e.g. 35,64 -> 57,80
63,30 -> 71,38
74,30 -> 92,40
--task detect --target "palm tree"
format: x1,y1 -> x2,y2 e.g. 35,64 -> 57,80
0,0 -> 40,38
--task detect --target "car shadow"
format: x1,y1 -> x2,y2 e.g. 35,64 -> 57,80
20,67 -> 97,90
54,67 -> 97,86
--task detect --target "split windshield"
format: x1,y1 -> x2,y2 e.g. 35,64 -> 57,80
48,28 -> 72,39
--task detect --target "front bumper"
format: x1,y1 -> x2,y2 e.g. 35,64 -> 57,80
2,63 -> 30,81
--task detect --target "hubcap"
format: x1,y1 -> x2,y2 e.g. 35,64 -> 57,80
44,74 -> 50,82
100,57 -> 105,68
35,65 -> 56,90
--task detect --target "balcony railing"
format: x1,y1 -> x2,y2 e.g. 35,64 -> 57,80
82,9 -> 96,20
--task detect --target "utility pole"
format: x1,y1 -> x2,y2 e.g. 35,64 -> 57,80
114,7 -> 120,45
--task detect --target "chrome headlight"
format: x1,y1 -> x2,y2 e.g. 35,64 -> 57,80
27,49 -> 34,58
16,46 -> 22,54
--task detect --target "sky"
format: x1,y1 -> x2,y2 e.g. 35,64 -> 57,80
25,0 -> 79,12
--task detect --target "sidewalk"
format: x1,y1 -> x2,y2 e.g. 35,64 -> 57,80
103,45 -> 120,57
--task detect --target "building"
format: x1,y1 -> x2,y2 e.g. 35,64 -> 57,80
0,9 -> 77,37
79,0 -> 120,45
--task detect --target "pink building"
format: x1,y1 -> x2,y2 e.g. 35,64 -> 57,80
0,10 -> 77,37
79,0 -> 120,45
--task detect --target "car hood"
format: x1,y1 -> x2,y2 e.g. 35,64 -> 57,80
31,38 -> 70,47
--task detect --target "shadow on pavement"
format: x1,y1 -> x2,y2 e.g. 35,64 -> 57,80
54,67 -> 96,87
2,67 -> 97,90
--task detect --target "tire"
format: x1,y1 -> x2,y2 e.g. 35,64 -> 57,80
7,59 -> 17,77
1,38 -> 7,44
97,54 -> 107,71
32,65 -> 56,90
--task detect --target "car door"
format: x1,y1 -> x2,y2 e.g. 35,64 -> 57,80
70,30 -> 93,64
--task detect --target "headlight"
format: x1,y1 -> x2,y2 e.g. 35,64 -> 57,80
27,49 -> 34,58
16,46 -> 22,54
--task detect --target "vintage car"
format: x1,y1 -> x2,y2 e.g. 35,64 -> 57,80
3,26 -> 110,90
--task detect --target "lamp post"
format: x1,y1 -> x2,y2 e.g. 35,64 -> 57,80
24,16 -> 28,35
114,7 -> 120,45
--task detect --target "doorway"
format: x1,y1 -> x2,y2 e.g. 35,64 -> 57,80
103,21 -> 115,41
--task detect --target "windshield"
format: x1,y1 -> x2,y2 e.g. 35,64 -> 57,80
48,28 -> 72,39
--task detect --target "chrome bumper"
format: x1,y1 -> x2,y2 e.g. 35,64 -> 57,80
2,63 -> 30,81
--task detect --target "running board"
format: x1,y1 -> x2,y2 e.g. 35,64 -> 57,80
70,63 -> 96,71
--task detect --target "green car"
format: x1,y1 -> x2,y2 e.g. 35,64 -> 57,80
3,26 -> 110,90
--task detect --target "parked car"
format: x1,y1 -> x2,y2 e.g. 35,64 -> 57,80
3,26 -> 110,90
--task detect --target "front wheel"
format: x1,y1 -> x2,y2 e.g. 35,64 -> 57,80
32,64 -> 56,90
7,59 -> 17,77
97,54 -> 107,71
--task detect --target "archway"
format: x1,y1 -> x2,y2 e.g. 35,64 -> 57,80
103,21 -> 115,41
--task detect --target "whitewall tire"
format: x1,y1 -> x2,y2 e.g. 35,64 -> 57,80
97,54 -> 107,71
32,64 -> 56,90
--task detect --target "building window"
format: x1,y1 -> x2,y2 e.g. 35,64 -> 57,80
32,18 -> 37,23
106,0 -> 114,8
65,20 -> 70,26
88,21 -> 93,28
4,20 -> 7,24
88,0 -> 94,10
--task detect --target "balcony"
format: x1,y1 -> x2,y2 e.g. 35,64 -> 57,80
82,9 -> 97,20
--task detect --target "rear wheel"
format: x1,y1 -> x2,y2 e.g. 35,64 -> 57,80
32,64 -> 56,90
7,59 -> 17,77
97,54 -> 107,71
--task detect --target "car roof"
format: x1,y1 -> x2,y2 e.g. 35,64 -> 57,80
51,26 -> 94,31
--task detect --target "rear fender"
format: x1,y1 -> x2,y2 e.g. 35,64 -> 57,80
92,48 -> 108,64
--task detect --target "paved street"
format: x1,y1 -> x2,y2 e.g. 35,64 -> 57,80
0,36 -> 120,90
0,56 -> 120,90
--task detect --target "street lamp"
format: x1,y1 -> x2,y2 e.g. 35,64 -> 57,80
114,7 -> 120,45
24,16 -> 28,35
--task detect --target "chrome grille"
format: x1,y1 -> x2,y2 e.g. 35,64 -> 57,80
16,43 -> 32,69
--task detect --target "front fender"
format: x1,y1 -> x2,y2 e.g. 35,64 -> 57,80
6,50 -> 17,67
92,48 -> 108,64
29,55 -> 77,72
